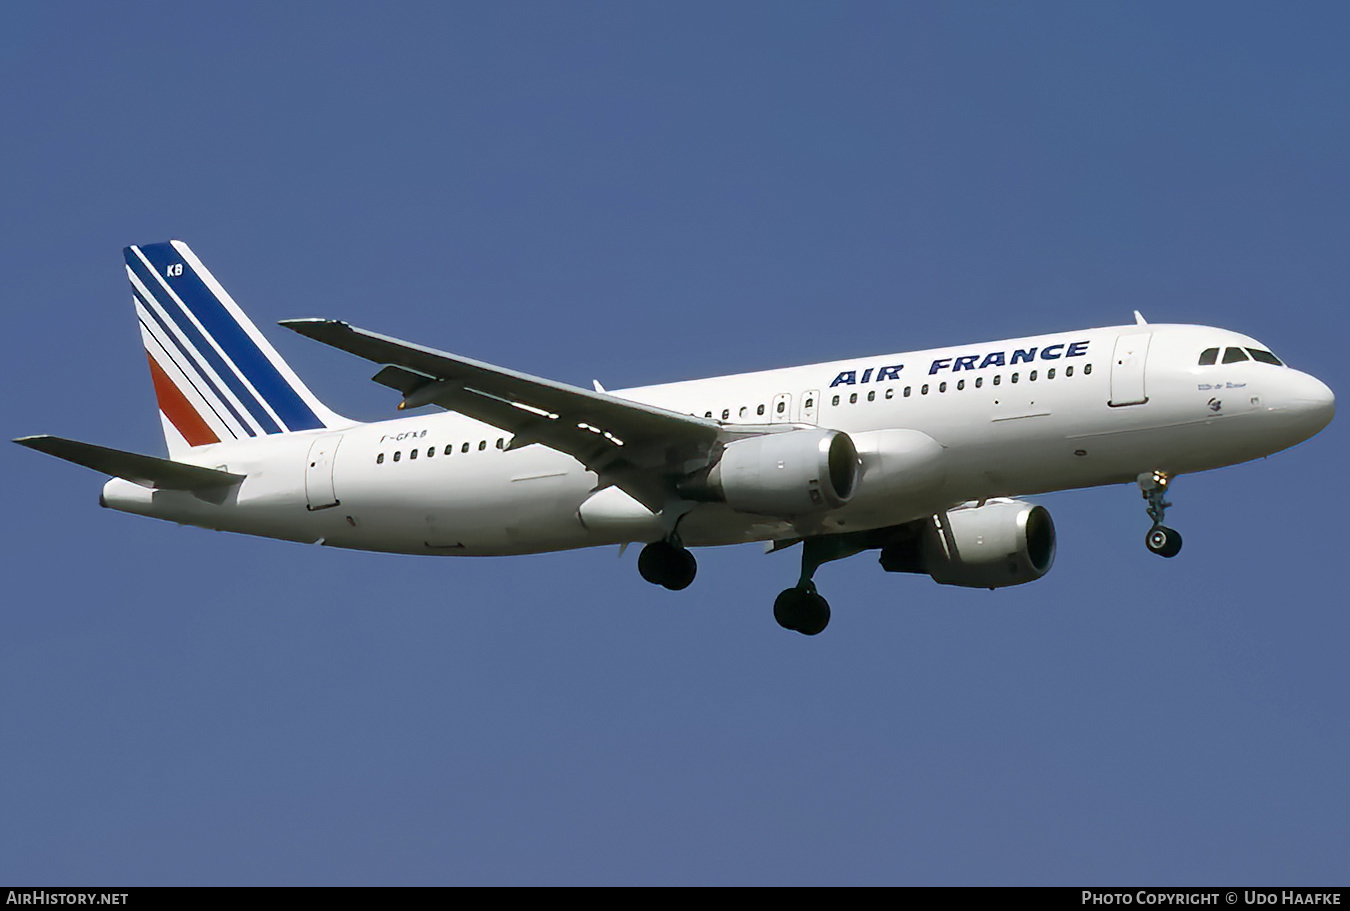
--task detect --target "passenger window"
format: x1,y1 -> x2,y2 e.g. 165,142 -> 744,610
921,384 -> 929,395
848,393 -> 857,404
445,444 -> 453,455
461,442 -> 470,453
410,448 -> 418,460
1084,364 -> 1093,374
427,447 -> 434,458
904,386 -> 912,397
805,397 -> 814,409
1047,368 -> 1056,380
704,411 -> 712,419
393,451 -> 401,462
1198,347 -> 1219,366
867,390 -> 875,402
1247,348 -> 1283,365
775,401 -> 785,414
1065,366 -> 1074,377
722,409 -> 730,420
993,375 -> 1001,386
376,453 -> 385,464
1029,370 -> 1037,381
739,406 -> 748,418
757,404 -> 765,416
957,379 -> 965,391
938,382 -> 947,393
884,388 -> 894,399
478,440 -> 487,451
496,438 -> 505,449
1011,373 -> 1019,384
975,377 -> 983,388
830,396 -> 839,407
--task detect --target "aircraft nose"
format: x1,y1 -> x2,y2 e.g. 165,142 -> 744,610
1288,371 -> 1335,435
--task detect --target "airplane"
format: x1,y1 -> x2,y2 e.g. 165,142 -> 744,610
15,240 -> 1335,635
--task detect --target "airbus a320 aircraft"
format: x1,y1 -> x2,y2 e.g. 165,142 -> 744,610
17,241 -> 1335,635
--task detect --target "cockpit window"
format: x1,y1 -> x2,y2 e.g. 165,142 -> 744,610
1201,345 -> 1282,367
1247,348 -> 1283,366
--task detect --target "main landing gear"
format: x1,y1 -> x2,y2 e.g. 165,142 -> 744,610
636,533 -> 843,635
1139,470 -> 1183,558
773,536 -> 867,636
774,583 -> 831,636
638,539 -> 697,591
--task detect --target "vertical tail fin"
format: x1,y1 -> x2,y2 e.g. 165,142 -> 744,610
126,240 -> 343,456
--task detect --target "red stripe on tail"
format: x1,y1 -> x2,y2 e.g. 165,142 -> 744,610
145,352 -> 220,447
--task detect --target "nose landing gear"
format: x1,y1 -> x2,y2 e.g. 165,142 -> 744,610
1146,524 -> 1183,557
1139,471 -> 1183,558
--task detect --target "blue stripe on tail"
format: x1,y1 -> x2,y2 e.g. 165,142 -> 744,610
128,244 -> 326,433
133,286 -> 254,435
125,250 -> 279,434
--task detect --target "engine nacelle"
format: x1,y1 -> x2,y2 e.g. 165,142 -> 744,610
681,429 -> 859,517
880,499 -> 1056,589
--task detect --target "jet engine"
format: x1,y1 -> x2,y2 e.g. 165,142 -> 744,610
879,499 -> 1056,589
679,428 -> 859,517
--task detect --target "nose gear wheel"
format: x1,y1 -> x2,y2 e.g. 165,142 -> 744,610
1138,471 -> 1183,558
1146,525 -> 1183,558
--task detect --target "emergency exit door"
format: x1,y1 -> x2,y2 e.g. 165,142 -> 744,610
304,434 -> 343,510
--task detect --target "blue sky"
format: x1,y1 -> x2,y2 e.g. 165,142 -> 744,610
2,1 -> 1347,885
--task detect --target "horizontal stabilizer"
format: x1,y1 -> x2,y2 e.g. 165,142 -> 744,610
14,435 -> 245,490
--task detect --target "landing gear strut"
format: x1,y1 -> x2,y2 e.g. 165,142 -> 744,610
1138,470 -> 1183,558
638,539 -> 697,590
773,536 -> 866,636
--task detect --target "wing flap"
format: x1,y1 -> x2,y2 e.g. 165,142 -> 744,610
14,435 -> 245,490
371,364 -> 436,396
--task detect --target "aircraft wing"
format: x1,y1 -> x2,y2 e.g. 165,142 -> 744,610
281,319 -> 721,508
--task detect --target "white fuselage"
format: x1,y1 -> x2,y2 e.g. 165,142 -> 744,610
100,323 -> 1335,555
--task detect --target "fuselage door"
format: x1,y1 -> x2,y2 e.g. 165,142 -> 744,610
800,389 -> 819,424
770,392 -> 792,423
1109,332 -> 1152,407
304,433 -> 343,510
